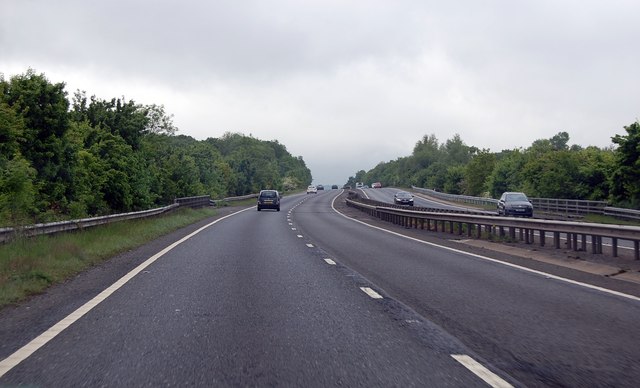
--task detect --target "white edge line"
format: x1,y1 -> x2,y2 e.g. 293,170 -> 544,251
0,206 -> 253,379
330,193 -> 640,303
452,354 -> 513,388
360,287 -> 383,299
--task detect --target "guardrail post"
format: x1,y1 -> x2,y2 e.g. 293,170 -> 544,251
554,232 -> 560,249
540,231 -> 546,246
635,241 -> 639,260
612,237 -> 618,257
597,236 -> 603,254
581,234 -> 587,252
591,235 -> 597,254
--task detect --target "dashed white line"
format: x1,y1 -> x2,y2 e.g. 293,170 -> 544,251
452,354 -> 513,388
306,243 -> 314,248
297,234 -> 303,238
324,258 -> 336,265
360,287 -> 383,299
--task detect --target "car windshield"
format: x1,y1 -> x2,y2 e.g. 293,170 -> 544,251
506,193 -> 528,201
396,192 -> 412,198
261,191 -> 277,198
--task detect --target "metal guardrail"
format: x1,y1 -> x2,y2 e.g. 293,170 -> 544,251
0,203 -> 180,243
605,207 -> 640,221
411,186 -> 640,221
347,195 -> 640,260
0,193 -> 263,243
411,186 -> 498,207
530,198 -> 608,215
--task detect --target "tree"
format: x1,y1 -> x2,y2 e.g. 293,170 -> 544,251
464,150 -> 496,196
611,121 -> 640,207
2,69 -> 74,216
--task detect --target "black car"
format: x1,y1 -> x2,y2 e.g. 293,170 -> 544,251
394,191 -> 414,206
497,192 -> 533,217
317,185 -> 324,190
331,184 -> 338,189
257,190 -> 280,211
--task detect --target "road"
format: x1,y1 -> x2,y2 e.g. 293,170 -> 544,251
2,190 -> 640,386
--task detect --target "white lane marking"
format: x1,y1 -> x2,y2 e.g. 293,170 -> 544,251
291,228 -> 297,231
306,243 -> 314,248
360,287 -> 383,299
0,206 -> 254,379
330,194 -> 640,303
452,354 -> 513,388
297,234 -> 303,238
324,258 -> 336,265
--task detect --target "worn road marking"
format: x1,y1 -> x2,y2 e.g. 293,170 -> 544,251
0,206 -> 254,379
306,243 -> 314,248
452,354 -> 513,388
324,258 -> 336,265
297,234 -> 303,238
360,287 -> 383,299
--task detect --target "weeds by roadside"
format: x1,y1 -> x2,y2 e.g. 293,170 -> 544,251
0,207 -> 217,309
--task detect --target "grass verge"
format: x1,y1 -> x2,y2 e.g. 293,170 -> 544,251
0,207 -> 218,309
583,214 -> 640,226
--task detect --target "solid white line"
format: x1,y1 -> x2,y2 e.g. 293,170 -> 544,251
324,258 -> 336,265
452,354 -> 513,388
329,193 -> 640,303
0,206 -> 254,379
360,287 -> 383,299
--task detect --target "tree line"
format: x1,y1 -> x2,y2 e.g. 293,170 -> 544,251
0,70 -> 312,226
347,125 -> 640,208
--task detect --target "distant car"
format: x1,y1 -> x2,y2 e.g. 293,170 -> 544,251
317,185 -> 324,190
257,190 -> 280,211
394,191 -> 414,206
497,192 -> 533,217
372,182 -> 382,188
307,185 -> 317,194
331,184 -> 338,189
343,185 -> 351,189
355,182 -> 363,189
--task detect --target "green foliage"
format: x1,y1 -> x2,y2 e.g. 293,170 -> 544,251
350,130 -> 623,206
464,150 -> 496,196
611,121 -> 640,207
0,69 -> 311,226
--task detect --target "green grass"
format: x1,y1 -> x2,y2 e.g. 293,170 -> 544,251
583,213 -> 640,226
0,207 -> 218,309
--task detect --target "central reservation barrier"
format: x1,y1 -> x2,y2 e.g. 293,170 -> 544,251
346,193 -> 640,261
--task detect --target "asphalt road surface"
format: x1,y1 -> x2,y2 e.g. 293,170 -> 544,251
2,190 -> 640,386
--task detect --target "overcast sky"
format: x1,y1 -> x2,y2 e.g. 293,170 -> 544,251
2,0 -> 639,185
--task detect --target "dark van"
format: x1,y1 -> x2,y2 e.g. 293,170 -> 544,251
257,190 -> 280,211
